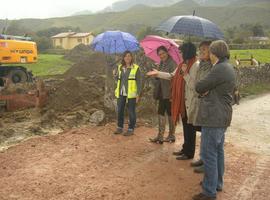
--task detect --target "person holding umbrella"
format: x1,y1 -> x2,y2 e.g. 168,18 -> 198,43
113,51 -> 142,136
149,46 -> 177,144
91,31 -> 141,136
140,36 -> 182,144
147,42 -> 200,159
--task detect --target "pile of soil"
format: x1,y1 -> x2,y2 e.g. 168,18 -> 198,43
64,52 -> 107,77
47,76 -> 104,112
41,75 -> 110,129
64,44 -> 94,63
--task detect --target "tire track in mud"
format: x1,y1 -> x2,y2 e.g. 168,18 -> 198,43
232,156 -> 270,200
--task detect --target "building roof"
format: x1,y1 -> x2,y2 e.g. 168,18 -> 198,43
51,32 -> 92,38
51,32 -> 75,38
70,33 -> 92,38
249,36 -> 270,41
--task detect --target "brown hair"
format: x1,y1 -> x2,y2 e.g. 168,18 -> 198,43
121,51 -> 134,66
199,41 -> 212,48
157,46 -> 168,55
209,40 -> 230,60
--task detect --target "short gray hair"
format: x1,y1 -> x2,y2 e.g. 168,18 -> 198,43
209,40 -> 230,59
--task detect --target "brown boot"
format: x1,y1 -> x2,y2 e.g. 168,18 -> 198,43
149,115 -> 165,144
164,116 -> 175,143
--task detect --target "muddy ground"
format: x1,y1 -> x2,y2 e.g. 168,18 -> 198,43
0,46 -> 269,199
0,49 -> 156,148
0,94 -> 269,200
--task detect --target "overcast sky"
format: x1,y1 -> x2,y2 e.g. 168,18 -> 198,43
1,0 -> 120,19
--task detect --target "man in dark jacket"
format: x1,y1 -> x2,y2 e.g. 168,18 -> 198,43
192,40 -> 236,200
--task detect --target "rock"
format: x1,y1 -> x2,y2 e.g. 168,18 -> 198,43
1,129 -> 15,138
89,110 -> 105,125
41,109 -> 56,124
29,125 -> 44,135
104,93 -> 117,112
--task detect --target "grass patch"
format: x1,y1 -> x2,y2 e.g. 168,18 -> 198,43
241,83 -> 270,97
16,54 -> 73,77
230,49 -> 270,64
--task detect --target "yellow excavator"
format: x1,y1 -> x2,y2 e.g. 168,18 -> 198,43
0,34 -> 47,111
0,34 -> 37,85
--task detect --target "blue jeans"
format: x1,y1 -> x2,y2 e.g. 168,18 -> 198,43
117,96 -> 136,130
201,127 -> 227,198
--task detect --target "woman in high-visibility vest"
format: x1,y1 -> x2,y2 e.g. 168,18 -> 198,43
113,51 -> 142,136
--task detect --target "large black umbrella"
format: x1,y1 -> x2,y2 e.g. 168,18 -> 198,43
156,15 -> 224,39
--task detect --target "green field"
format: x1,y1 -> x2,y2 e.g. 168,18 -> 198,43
20,54 -> 72,77
230,49 -> 270,64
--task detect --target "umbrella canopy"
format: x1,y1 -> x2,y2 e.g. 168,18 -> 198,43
156,15 -> 224,39
91,30 -> 140,54
140,35 -> 183,65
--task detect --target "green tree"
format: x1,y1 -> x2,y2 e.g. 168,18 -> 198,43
225,27 -> 236,41
136,26 -> 160,40
31,35 -> 52,52
36,26 -> 81,38
252,24 -> 265,37
6,21 -> 29,35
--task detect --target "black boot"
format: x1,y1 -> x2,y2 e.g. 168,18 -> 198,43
173,149 -> 184,156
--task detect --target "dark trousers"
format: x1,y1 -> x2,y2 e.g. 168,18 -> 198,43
181,116 -> 197,158
117,95 -> 136,130
158,99 -> 171,116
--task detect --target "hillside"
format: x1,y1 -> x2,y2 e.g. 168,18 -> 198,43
73,0 -> 239,15
1,0 -> 270,34
103,0 -> 180,12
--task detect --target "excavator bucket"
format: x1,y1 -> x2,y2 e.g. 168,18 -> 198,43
0,79 -> 48,111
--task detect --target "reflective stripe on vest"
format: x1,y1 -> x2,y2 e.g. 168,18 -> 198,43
115,64 -> 139,99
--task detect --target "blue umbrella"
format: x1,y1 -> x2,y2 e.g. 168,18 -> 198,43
156,15 -> 224,39
91,31 -> 140,54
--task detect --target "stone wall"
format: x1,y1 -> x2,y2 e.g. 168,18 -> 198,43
236,63 -> 270,89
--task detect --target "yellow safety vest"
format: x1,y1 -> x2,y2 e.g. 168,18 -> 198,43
115,64 -> 139,99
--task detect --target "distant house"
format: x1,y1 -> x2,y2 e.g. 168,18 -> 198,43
249,36 -> 270,45
51,32 -> 94,49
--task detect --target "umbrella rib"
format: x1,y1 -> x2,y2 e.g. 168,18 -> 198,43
120,33 -> 129,52
170,17 -> 184,34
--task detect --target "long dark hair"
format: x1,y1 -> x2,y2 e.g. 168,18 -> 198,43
121,51 -> 134,66
180,42 -> 197,62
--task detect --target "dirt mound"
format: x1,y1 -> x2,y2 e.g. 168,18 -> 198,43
46,76 -> 104,112
64,44 -> 93,63
39,75 -> 114,129
64,52 -> 107,77
60,51 -> 113,129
